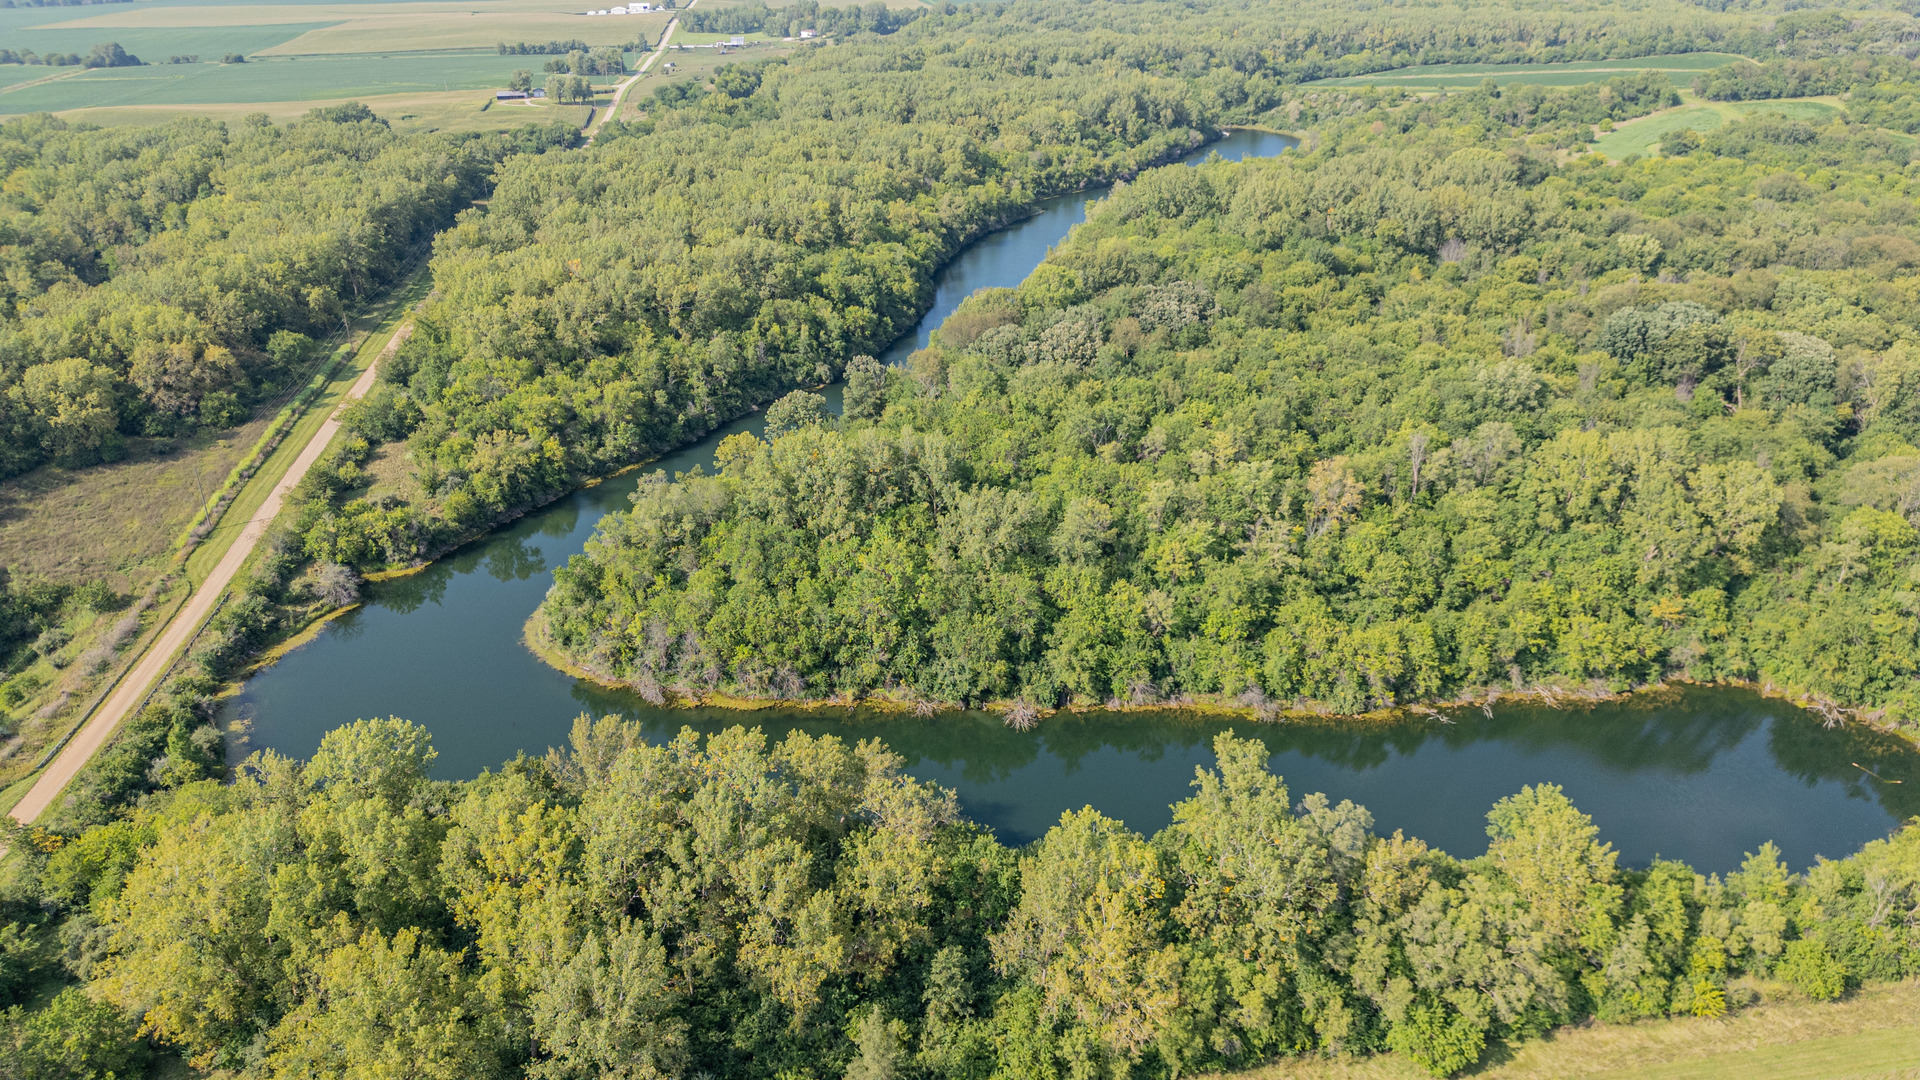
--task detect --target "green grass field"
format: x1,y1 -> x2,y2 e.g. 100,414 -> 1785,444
1212,979 -> 1920,1080
1591,96 -> 1843,158
1311,52 -> 1750,90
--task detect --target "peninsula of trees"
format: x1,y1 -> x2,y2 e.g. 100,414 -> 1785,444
539,83 -> 1920,725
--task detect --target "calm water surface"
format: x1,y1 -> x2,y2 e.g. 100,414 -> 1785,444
226,129 -> 1920,871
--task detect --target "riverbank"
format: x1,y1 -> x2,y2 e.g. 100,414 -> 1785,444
335,125 -> 1249,581
524,608 -> 1917,749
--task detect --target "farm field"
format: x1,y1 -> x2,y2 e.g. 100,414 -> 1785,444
54,90 -> 595,134
257,10 -> 666,55
1591,95 -> 1844,158
1310,51 -> 1751,89
0,51 -> 604,114
0,0 -> 660,116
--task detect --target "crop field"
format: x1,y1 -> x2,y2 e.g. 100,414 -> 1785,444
0,51 -> 608,114
0,23 -> 329,63
257,10 -> 667,55
0,0 -> 661,117
61,90 -> 593,135
1311,52 -> 1751,89
1591,96 -> 1843,158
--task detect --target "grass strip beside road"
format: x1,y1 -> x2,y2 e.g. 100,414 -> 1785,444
6,273 -> 425,826
185,270 -> 428,584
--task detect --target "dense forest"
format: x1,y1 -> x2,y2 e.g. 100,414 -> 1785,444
283,0 -> 1825,572
540,79 -> 1920,725
0,111 -> 572,480
3,716 -> 1915,1079
7,0 -> 1920,1076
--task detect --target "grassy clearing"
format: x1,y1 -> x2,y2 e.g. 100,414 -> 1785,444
0,422 -> 268,592
620,41 -> 800,120
1591,105 -> 1725,158
1209,979 -> 1920,1080
672,29 -> 783,44
0,578 -> 188,801
1591,95 -> 1843,159
1310,52 -> 1749,90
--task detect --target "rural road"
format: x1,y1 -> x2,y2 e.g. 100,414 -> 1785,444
586,0 -> 697,143
7,324 -> 413,826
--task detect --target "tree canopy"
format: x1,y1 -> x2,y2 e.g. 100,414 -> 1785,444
6,717 -> 1917,1078
542,82 -> 1920,724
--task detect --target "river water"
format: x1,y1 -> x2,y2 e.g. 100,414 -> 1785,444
224,130 -> 1920,871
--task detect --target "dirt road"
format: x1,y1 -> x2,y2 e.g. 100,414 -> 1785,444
585,0 -> 696,143
7,324 -> 413,825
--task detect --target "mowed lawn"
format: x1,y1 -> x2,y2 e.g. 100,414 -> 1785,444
1310,52 -> 1750,89
1592,97 -> 1843,158
1209,979 -> 1920,1080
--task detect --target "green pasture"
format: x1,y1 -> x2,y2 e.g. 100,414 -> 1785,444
1591,105 -> 1724,157
1591,97 -> 1842,158
1311,51 -> 1749,89
0,51 -> 545,113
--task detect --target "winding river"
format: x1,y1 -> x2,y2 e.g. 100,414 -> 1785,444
224,130 -> 1920,871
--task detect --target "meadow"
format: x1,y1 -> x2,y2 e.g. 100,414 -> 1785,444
1591,96 -> 1844,158
1310,52 -> 1750,89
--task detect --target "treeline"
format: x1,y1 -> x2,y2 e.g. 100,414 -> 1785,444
540,46 -> 626,75
543,87 -> 1920,725
0,41 -> 138,67
0,111 -> 575,480
1690,53 -> 1920,136
497,38 -> 590,55
2,717 -> 1915,1078
681,0 -> 935,38
1693,56 -> 1856,99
